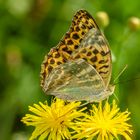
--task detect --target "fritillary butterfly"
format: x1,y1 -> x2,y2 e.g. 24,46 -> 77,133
40,10 -> 115,102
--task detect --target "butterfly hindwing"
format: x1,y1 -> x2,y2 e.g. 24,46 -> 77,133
43,59 -> 107,102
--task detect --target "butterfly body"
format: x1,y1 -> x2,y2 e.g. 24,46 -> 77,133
40,10 -> 115,102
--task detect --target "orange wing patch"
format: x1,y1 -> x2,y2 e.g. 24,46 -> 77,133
40,10 -> 99,87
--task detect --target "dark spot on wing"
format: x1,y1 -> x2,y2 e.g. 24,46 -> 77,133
74,45 -> 79,49
50,59 -> 55,64
57,61 -> 62,65
99,71 -> 108,74
93,49 -> 99,54
87,52 -> 92,56
67,40 -> 73,45
72,33 -> 79,40
99,65 -> 109,69
90,56 -> 97,62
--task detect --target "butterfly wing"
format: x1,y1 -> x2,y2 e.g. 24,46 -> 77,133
40,10 -> 99,87
57,10 -> 99,56
43,59 -> 108,102
72,28 -> 112,87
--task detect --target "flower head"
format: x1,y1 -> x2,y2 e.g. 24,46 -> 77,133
21,98 -> 85,140
73,100 -> 133,140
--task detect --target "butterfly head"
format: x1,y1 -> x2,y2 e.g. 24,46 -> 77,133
107,84 -> 115,95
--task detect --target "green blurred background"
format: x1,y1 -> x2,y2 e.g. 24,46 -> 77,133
0,0 -> 140,139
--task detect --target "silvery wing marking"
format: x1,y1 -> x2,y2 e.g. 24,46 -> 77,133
43,59 -> 112,102
72,28 -> 112,88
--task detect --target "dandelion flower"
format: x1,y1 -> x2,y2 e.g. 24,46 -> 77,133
21,99 -> 85,140
73,100 -> 133,140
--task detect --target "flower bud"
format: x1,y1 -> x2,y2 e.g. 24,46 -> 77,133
128,17 -> 140,31
96,11 -> 109,28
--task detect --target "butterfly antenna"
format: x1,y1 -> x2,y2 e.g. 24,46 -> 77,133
113,93 -> 119,102
113,65 -> 128,83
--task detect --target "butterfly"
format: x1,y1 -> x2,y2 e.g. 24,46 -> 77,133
40,10 -> 115,102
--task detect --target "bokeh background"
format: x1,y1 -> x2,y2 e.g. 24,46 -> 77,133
0,0 -> 140,140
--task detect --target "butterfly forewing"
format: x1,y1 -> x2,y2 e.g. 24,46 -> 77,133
40,10 -> 99,87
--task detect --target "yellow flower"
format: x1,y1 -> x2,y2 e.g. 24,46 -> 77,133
21,99 -> 85,140
73,100 -> 133,140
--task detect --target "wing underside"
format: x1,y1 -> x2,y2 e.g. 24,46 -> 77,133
40,10 -> 100,87
72,28 -> 112,87
44,59 -> 106,102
